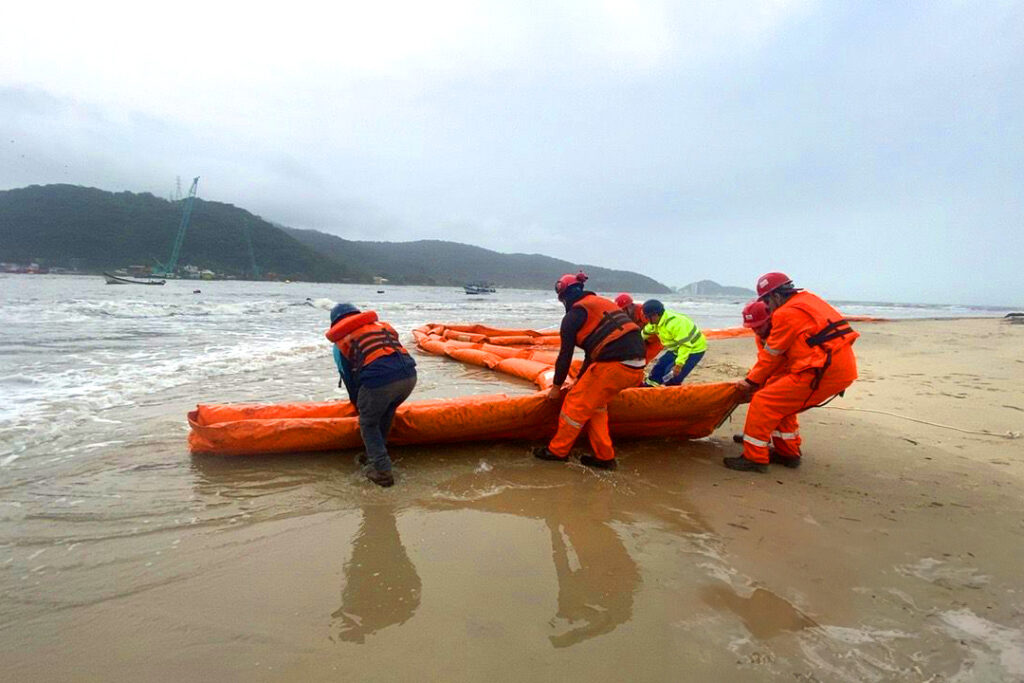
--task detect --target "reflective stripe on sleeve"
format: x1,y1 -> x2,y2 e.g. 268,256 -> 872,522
743,434 -> 771,447
764,346 -> 783,356
559,412 -> 584,429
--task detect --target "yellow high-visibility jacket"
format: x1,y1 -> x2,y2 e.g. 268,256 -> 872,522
642,309 -> 707,365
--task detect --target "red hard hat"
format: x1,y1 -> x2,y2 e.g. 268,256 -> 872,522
756,272 -> 793,298
614,293 -> 633,308
741,300 -> 770,329
555,271 -> 588,298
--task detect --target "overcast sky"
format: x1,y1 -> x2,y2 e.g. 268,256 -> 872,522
2,1 -> 1021,305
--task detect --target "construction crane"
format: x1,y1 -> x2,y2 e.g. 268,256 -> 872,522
154,176 -> 199,277
243,218 -> 261,280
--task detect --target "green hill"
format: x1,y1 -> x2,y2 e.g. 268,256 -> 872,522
0,184 -> 671,292
284,228 -> 671,293
677,280 -> 755,297
0,184 -> 366,282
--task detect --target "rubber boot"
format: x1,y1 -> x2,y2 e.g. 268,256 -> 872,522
769,450 -> 801,468
728,441 -> 800,468
722,456 -> 767,473
579,454 -> 617,471
366,468 -> 395,487
532,446 -> 567,462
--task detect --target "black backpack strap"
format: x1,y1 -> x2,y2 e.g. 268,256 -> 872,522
806,319 -> 854,347
582,309 -> 636,355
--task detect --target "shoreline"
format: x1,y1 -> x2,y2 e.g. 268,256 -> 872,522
2,317 -> 1022,681
3,273 -> 1022,311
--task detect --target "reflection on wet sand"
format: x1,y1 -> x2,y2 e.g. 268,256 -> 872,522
332,505 -> 421,643
699,585 -> 818,640
187,445 -> 743,652
424,462 -> 709,648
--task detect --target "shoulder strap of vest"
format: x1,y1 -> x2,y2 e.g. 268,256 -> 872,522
581,308 -> 637,356
784,294 -> 854,348
350,324 -> 406,366
805,319 -> 855,347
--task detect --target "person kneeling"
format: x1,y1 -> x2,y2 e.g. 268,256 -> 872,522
326,303 -> 417,487
640,300 -> 707,386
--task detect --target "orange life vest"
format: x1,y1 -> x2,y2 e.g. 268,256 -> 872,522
572,295 -> 640,358
325,311 -> 409,371
776,291 -> 859,378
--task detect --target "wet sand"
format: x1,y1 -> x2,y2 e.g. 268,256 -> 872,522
3,318 -> 1023,681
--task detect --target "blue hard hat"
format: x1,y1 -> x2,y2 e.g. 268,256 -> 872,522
642,299 -> 664,317
330,303 -> 360,325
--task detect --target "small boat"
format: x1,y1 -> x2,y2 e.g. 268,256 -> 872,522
463,283 -> 496,295
104,272 -> 166,285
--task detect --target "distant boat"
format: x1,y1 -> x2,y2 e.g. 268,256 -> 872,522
463,283 -> 496,295
104,272 -> 166,286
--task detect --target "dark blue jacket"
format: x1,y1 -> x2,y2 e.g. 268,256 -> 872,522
334,345 -> 417,403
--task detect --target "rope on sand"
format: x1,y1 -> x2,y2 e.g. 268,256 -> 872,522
823,406 -> 1022,439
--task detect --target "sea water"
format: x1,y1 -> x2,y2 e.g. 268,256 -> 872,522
0,274 -> 1018,680
1,275 -> 1006,468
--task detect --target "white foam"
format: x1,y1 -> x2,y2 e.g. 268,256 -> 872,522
897,557 -> 990,589
940,609 -> 1024,679
818,625 -> 913,646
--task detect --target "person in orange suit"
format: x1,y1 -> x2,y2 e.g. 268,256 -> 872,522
615,293 -> 663,363
533,273 -> 647,470
729,299 -> 799,464
725,273 -> 859,472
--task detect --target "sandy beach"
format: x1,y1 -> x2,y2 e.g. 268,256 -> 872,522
3,316 -> 1022,681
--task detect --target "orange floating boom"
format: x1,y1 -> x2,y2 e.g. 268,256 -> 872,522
187,319 -> 881,456
188,383 -> 740,456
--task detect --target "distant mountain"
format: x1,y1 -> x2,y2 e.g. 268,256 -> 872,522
283,229 -> 671,293
677,280 -> 755,297
0,184 -> 366,282
0,184 -> 671,292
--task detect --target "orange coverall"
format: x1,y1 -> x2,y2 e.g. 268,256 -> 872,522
549,361 -> 643,460
742,291 -> 858,464
751,332 -> 801,459
549,295 -> 645,461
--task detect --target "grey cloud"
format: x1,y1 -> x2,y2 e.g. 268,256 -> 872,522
2,3 -> 1022,305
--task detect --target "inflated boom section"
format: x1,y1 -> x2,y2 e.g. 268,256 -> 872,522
187,319 -> 888,455
188,383 -> 740,455
187,323 -> 750,455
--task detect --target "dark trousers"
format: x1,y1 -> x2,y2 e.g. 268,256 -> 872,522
356,374 -> 417,472
645,350 -> 705,386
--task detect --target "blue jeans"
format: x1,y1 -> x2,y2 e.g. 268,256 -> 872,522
645,350 -> 705,386
356,374 -> 417,472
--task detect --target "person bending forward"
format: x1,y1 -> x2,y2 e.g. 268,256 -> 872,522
327,303 -> 417,487
725,273 -> 858,473
533,272 -> 646,470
